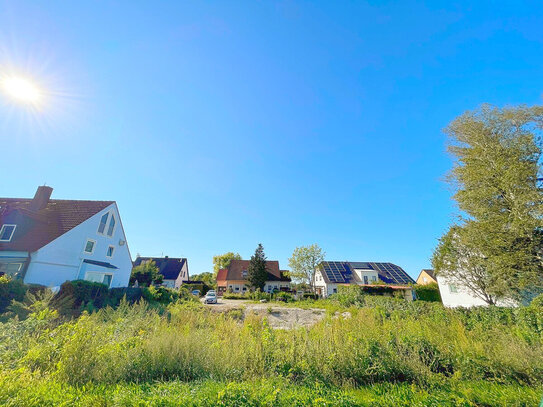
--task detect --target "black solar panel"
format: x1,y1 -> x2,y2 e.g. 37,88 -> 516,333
321,261 -> 346,283
369,262 -> 414,284
321,261 -> 414,285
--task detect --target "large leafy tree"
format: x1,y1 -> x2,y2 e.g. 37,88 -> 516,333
432,104 -> 543,304
190,272 -> 214,286
288,244 -> 325,291
130,260 -> 163,287
247,243 -> 268,291
212,252 -> 242,278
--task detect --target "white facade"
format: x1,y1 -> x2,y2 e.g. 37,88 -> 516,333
226,281 -> 291,294
353,268 -> 378,285
314,269 -> 338,297
23,203 -> 132,288
437,275 -> 516,308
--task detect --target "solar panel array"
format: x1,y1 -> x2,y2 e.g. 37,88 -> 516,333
349,262 -> 373,270
321,261 -> 415,285
321,261 -> 348,283
368,262 -> 415,285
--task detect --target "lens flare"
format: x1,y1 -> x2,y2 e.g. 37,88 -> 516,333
1,75 -> 42,104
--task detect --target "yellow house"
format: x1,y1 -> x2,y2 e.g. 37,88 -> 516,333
416,269 -> 437,285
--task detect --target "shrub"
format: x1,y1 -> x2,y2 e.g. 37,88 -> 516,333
0,276 -> 27,314
275,292 -> 293,302
415,283 -> 442,302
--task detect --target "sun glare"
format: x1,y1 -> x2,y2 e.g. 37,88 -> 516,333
1,75 -> 42,104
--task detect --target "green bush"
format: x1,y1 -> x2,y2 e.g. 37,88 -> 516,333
0,276 -> 27,314
415,283 -> 442,302
275,292 -> 293,302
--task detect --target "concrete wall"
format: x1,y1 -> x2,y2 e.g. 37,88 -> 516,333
24,203 -> 132,288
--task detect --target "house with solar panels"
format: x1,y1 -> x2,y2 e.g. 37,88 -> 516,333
315,261 -> 416,299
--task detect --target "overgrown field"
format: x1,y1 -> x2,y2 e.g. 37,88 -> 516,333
1,294 -> 542,406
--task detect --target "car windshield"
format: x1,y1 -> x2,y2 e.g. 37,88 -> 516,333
207,292 -> 216,296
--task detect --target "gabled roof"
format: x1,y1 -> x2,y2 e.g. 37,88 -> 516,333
420,269 -> 436,279
0,196 -> 114,252
133,256 -> 188,280
319,261 -> 415,285
219,259 -> 291,282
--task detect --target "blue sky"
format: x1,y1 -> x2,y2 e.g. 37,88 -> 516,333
1,1 -> 542,278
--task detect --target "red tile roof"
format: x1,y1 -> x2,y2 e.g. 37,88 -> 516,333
216,268 -> 227,281
0,198 -> 114,252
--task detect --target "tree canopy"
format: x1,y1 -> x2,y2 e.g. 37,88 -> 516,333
432,104 -> 543,304
130,260 -> 163,287
212,252 -> 242,277
288,244 -> 325,291
247,243 -> 268,291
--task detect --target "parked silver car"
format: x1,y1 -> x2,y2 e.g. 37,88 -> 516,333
204,291 -> 217,304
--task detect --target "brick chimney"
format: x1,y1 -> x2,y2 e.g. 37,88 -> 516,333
30,186 -> 53,211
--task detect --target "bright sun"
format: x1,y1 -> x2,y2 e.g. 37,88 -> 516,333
1,75 -> 42,104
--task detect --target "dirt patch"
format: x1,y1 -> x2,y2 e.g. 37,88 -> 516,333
202,298 -> 327,329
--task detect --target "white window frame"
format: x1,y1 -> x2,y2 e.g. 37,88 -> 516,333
97,212 -> 110,235
84,271 -> 113,287
0,262 -> 23,276
83,239 -> 96,254
0,224 -> 17,242
97,210 -> 117,238
106,245 -> 115,258
106,213 -> 116,237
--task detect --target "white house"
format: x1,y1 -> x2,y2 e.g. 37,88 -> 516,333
436,275 -> 518,308
0,186 -> 133,288
133,256 -> 189,288
314,261 -> 415,299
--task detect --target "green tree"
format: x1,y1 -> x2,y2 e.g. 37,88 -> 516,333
190,272 -> 215,287
130,260 -> 163,287
288,244 -> 325,292
247,243 -> 268,291
432,104 -> 543,304
212,252 -> 242,277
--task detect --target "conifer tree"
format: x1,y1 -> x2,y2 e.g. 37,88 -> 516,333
248,243 -> 268,291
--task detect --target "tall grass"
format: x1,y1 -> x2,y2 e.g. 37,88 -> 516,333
1,298 -> 542,389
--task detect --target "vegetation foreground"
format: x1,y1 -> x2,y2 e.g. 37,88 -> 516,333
1,295 -> 543,406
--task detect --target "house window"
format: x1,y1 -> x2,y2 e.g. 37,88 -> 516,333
242,270 -> 248,278
235,286 -> 239,291
107,214 -> 116,237
449,284 -> 458,293
98,213 -> 109,234
85,271 -> 113,287
0,262 -> 23,278
0,225 -> 16,242
371,276 -> 377,282
106,245 -> 115,257
333,288 -> 337,294
98,211 -> 116,237
363,276 -> 368,284
84,239 -> 96,254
